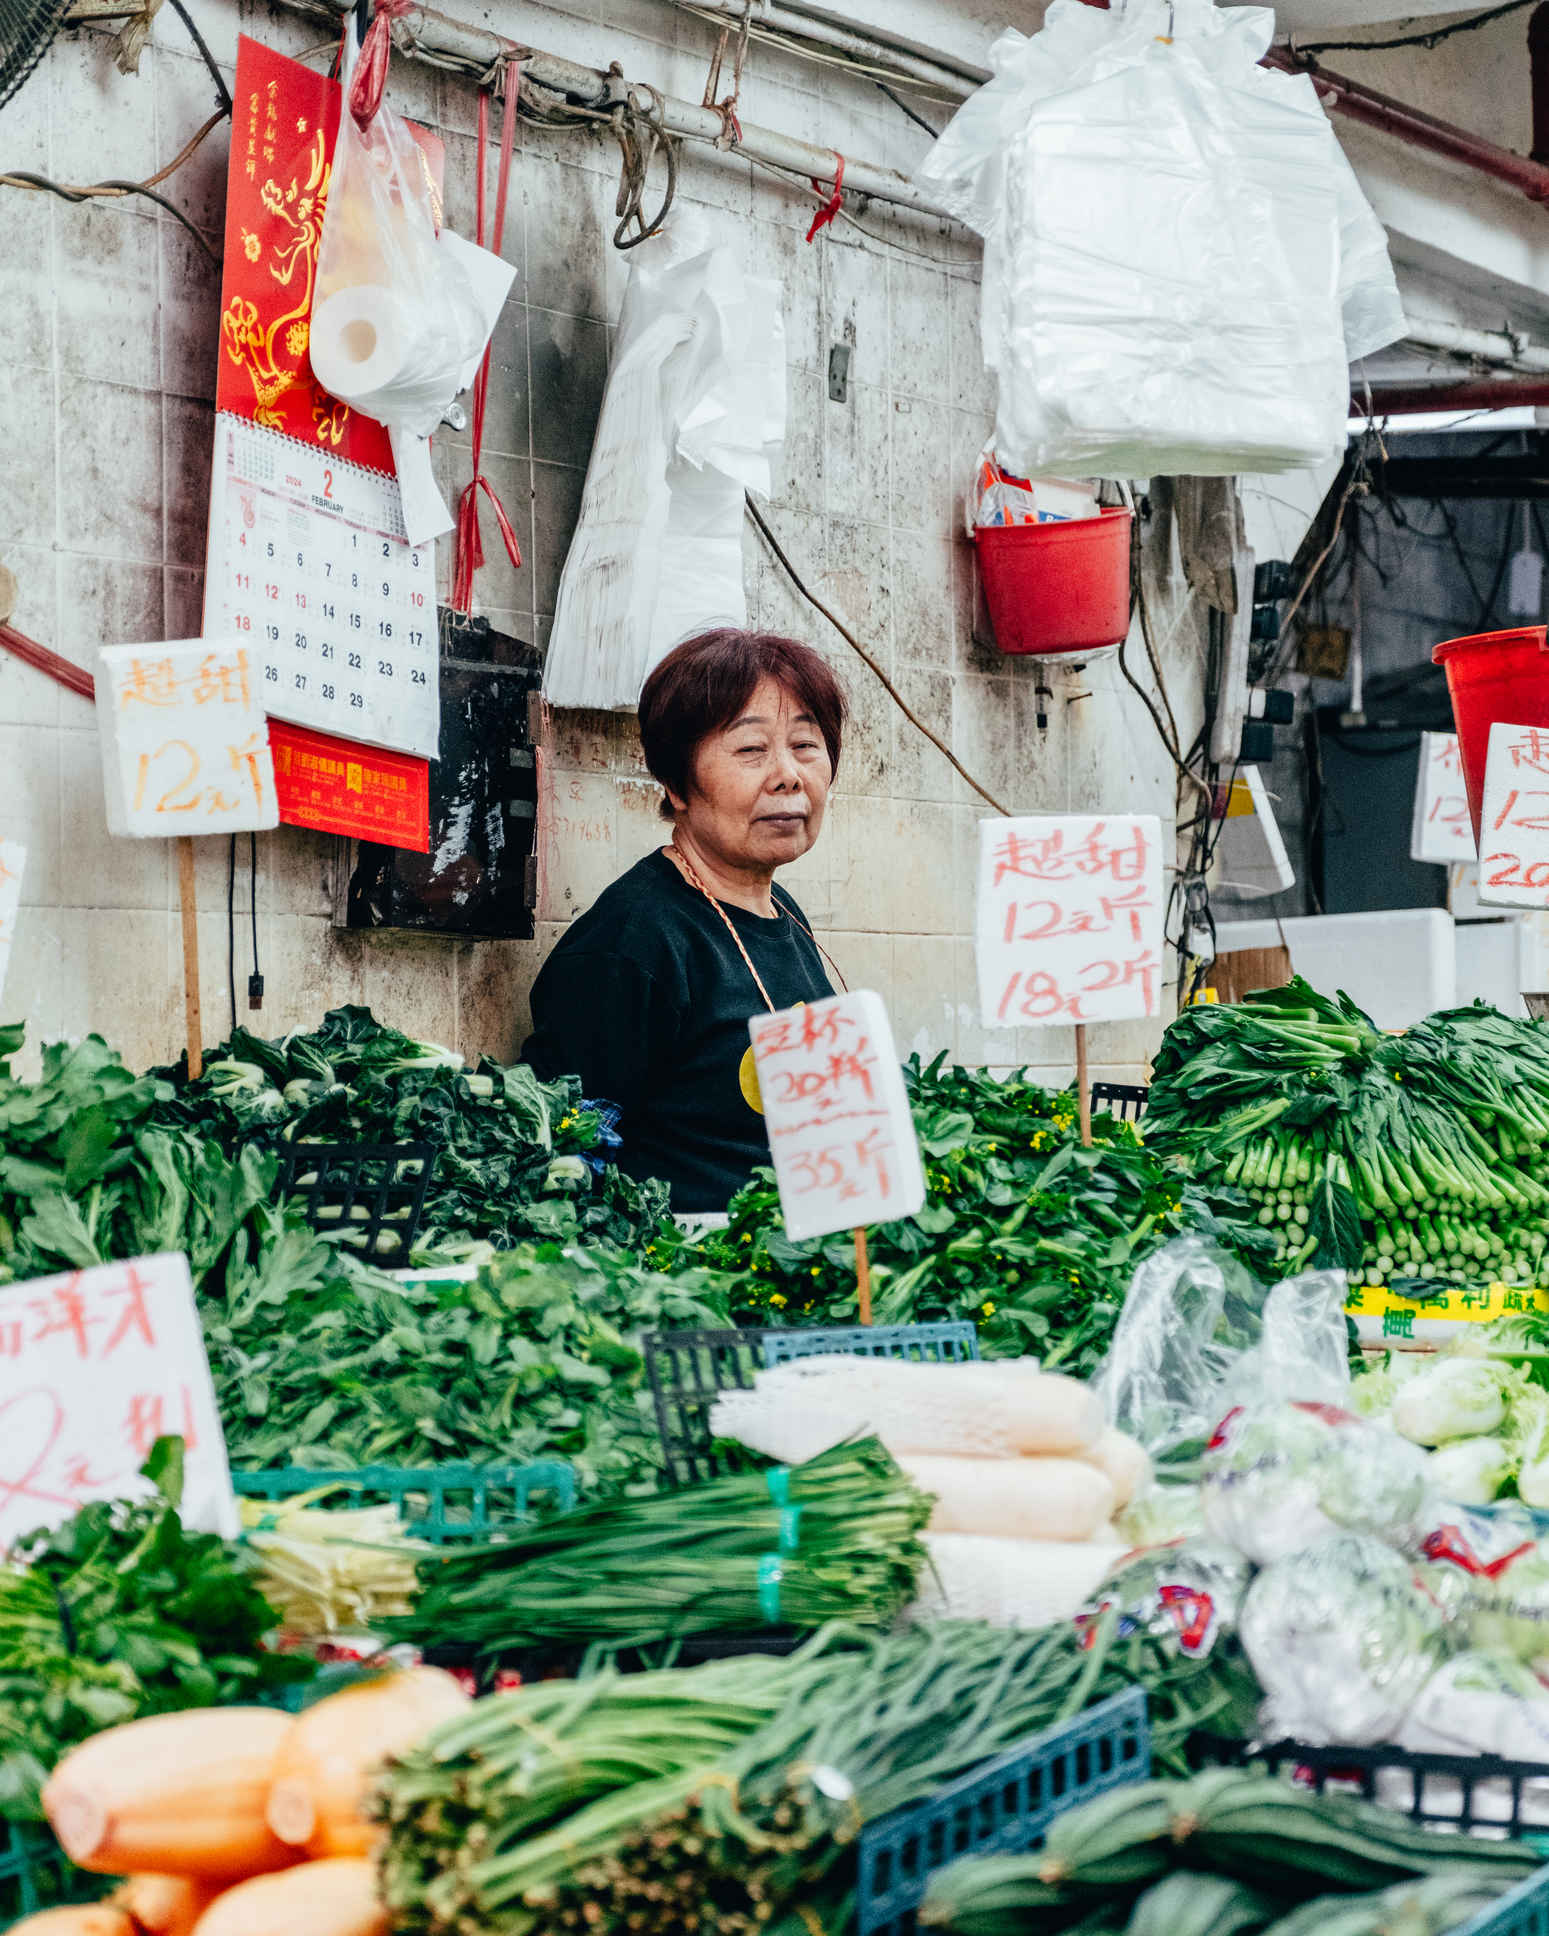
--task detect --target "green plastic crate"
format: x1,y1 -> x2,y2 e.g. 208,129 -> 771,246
232,1458 -> 576,1542
0,1819 -> 99,1926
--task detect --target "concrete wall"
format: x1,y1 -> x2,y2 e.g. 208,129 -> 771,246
1,0 -> 1207,1087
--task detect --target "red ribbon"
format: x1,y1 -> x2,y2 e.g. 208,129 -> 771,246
347,0 -> 415,134
805,151 -> 845,243
450,65 -> 524,616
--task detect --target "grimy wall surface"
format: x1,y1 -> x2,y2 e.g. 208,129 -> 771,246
0,0 -> 1198,1085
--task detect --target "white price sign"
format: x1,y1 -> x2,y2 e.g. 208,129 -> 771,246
748,990 -> 925,1241
0,1253 -> 237,1551
95,638 -> 278,837
1411,732 -> 1476,864
1480,722 -> 1549,907
0,841 -> 23,1008
975,814 -> 1164,1028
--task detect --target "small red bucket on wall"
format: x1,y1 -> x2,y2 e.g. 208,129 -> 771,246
973,506 -> 1134,656
1432,625 -> 1549,842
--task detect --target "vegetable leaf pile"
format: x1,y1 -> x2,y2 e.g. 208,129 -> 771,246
677,1055 -> 1275,1374
0,1439 -> 312,1823
150,1007 -> 669,1257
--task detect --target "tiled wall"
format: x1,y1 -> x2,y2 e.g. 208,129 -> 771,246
0,0 -> 1198,1084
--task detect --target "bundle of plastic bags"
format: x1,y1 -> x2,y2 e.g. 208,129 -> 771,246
542,212 -> 786,711
916,0 -> 1405,478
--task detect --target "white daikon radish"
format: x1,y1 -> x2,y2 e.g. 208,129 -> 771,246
910,1534 -> 1124,1629
1077,1427 -> 1152,1509
896,1453 -> 1115,1540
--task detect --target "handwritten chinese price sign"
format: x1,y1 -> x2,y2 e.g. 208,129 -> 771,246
1410,732 -> 1476,865
1480,722 -> 1549,908
96,638 -> 279,838
0,841 -> 23,1008
0,1254 -> 238,1552
748,991 -> 925,1243
975,814 -> 1164,1028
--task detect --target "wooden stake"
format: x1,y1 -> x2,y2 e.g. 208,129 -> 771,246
176,835 -> 203,1082
1075,1022 -> 1092,1148
854,1226 -> 872,1325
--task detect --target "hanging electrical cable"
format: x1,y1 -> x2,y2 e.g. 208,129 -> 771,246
1296,0 -> 1537,57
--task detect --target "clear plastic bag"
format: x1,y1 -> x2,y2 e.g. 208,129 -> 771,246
1241,1533 -> 1451,1746
311,91 -> 509,541
1094,1236 -> 1350,1457
1090,1537 -> 1251,1661
916,0 -> 1404,480
1202,1400 -> 1431,1565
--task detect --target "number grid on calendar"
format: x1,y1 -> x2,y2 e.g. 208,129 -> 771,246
205,415 -> 440,761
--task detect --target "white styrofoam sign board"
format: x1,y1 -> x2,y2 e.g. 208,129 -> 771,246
0,841 -> 23,1008
1411,731 -> 1477,864
1479,722 -> 1549,908
0,1253 -> 238,1552
976,814 -> 1165,1028
95,639 -> 279,838
748,989 -> 925,1241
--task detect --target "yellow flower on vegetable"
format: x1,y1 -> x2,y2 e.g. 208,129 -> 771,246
980,1300 -> 997,1316
770,1293 -> 787,1307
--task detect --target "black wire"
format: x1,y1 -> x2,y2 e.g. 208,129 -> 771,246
164,0 -> 232,113
874,82 -> 942,137
0,171 -> 220,261
226,835 -> 238,1033
1296,0 -> 1536,56
249,832 -> 260,987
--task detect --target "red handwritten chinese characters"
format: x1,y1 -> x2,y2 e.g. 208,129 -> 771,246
0,1255 -> 237,1553
748,991 -> 925,1242
1411,732 -> 1476,865
1480,723 -> 1549,907
976,814 -> 1164,1028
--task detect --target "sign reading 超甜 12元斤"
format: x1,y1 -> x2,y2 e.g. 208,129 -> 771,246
748,990 -> 925,1241
0,1253 -> 238,1552
95,638 -> 279,838
976,814 -> 1164,1028
1479,722 -> 1549,908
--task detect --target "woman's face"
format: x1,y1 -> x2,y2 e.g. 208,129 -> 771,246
672,676 -> 834,875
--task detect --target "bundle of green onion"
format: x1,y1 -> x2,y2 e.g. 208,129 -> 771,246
377,1613 -> 1257,1936
392,1437 -> 931,1654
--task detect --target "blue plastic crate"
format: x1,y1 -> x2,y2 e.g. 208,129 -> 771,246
646,1321 -> 981,1485
762,1320 -> 979,1366
232,1458 -> 575,1543
855,1687 -> 1150,1936
0,1819 -> 96,1926
1455,1864 -> 1549,1936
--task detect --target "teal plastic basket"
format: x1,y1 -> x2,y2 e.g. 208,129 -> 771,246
0,1819 -> 98,1926
232,1458 -> 575,1542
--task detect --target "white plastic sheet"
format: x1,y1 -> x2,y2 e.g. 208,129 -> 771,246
916,0 -> 1405,480
542,214 -> 786,712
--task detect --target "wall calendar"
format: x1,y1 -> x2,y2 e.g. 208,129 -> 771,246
203,415 -> 439,761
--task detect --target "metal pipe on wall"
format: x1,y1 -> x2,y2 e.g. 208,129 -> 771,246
1356,374 -> 1549,414
1402,316 -> 1549,372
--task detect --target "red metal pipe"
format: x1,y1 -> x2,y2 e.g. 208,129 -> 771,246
1355,374 -> 1549,414
1532,1 -> 1549,163
1264,45 -> 1549,205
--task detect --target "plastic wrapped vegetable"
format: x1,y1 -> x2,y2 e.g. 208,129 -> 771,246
1239,1533 -> 1450,1745
1454,1542 -> 1549,1667
1202,1401 -> 1430,1565
1428,1436 -> 1512,1506
1391,1358 -> 1513,1447
1114,1482 -> 1206,1547
1399,1650 -> 1549,1762
1089,1538 -> 1251,1660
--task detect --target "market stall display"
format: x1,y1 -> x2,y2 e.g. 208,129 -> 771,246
1146,980 -> 1549,1284
150,1007 -> 666,1258
688,1055 -> 1274,1372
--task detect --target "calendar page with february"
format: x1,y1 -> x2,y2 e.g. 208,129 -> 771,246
204,415 -> 439,760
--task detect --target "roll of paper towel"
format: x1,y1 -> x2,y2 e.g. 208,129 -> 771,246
309,284 -> 413,399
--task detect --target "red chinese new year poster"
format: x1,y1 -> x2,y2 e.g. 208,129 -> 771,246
269,719 -> 430,852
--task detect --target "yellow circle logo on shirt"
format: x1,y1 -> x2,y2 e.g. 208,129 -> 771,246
740,1047 -> 763,1115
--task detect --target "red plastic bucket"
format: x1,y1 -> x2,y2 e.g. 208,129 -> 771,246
1432,625 -> 1549,841
973,507 -> 1133,656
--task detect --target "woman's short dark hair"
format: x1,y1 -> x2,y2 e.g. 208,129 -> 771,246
638,628 -> 847,820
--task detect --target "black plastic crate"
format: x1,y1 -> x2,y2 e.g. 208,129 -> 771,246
645,1321 -> 980,1487
1090,1081 -> 1148,1123
1257,1739 -> 1549,1840
273,1139 -> 436,1264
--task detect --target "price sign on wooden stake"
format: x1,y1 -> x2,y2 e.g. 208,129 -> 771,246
748,990 -> 925,1242
95,639 -> 278,837
0,1253 -> 238,1551
975,814 -> 1164,1027
1411,732 -> 1476,864
1480,722 -> 1549,907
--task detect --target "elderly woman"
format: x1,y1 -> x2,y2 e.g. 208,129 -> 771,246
523,627 -> 846,1213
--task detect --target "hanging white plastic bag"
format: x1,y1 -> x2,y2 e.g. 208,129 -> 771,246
311,65 -> 514,545
917,0 -> 1404,480
542,213 -> 786,712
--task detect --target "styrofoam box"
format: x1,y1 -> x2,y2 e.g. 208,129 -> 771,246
1213,909 -> 1455,1028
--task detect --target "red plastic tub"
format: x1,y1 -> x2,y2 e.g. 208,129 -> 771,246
973,506 -> 1133,656
1432,626 -> 1549,841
